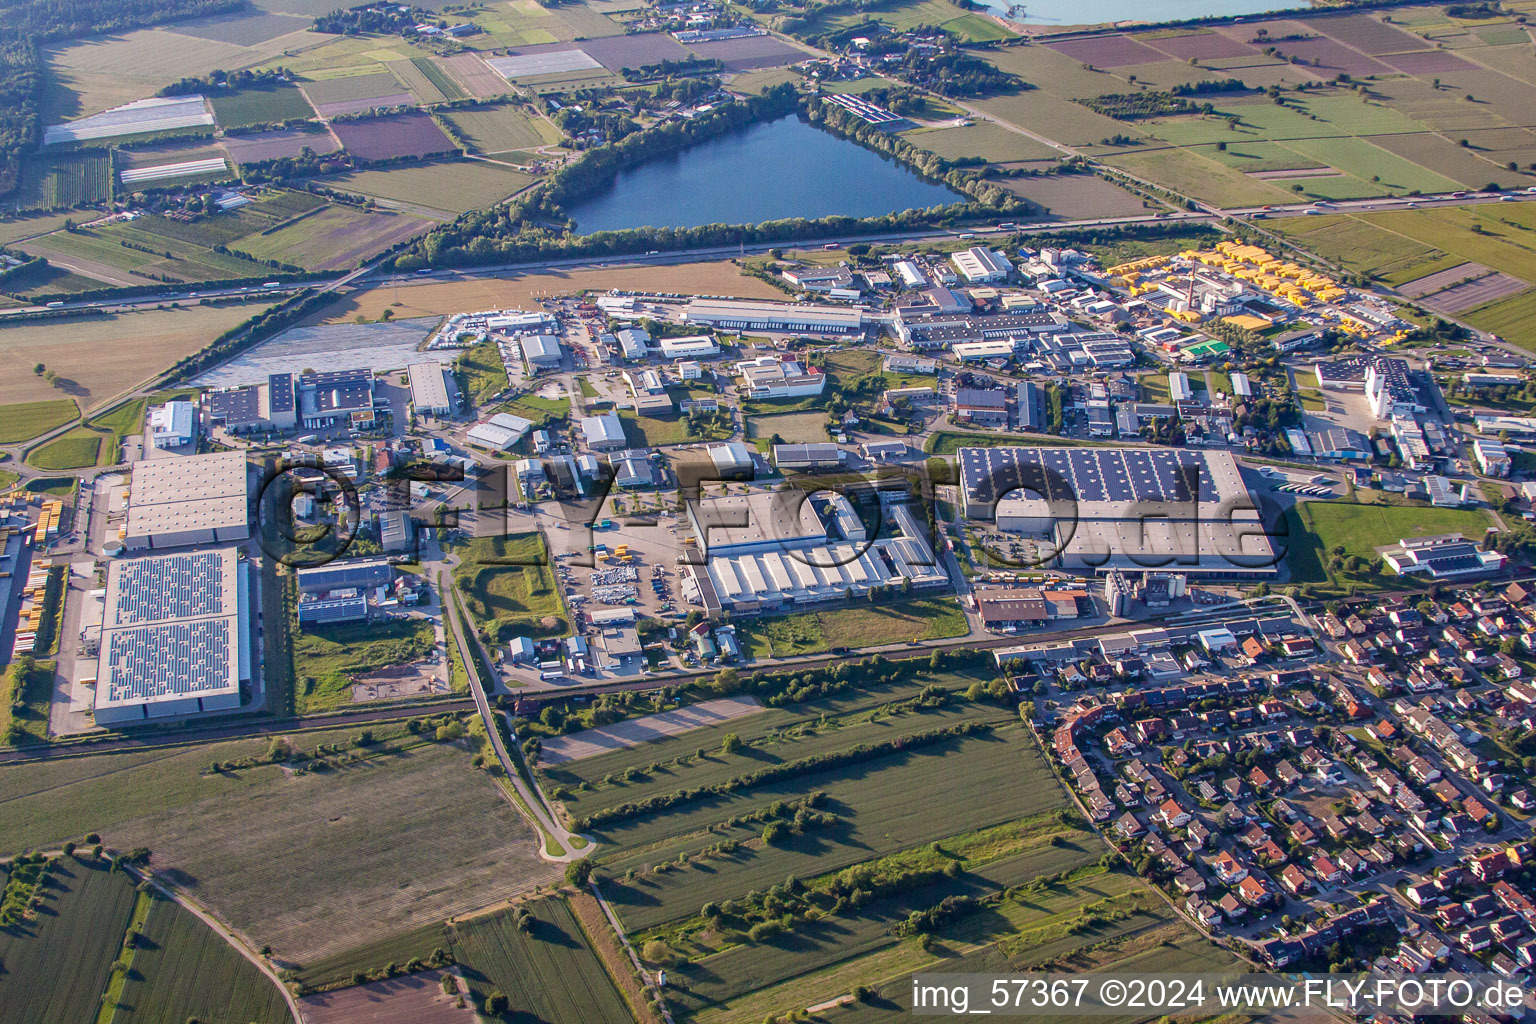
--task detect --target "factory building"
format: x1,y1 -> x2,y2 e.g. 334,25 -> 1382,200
1231,372 -> 1252,399
465,411 -> 534,451
657,335 -> 721,360
124,450 -> 249,550
580,410 -> 628,451
706,442 -> 756,480
1474,438 -> 1512,478
519,334 -> 563,369
203,373 -> 299,432
616,327 -> 650,360
951,246 -> 1012,283
771,443 -> 846,470
94,547 -> 250,726
407,361 -> 453,416
682,298 -> 865,335
893,311 -> 1067,350
298,369 -> 375,430
681,499 -> 945,616
295,556 -> 394,627
687,490 -> 828,558
953,388 -> 1008,426
958,446 -> 1274,578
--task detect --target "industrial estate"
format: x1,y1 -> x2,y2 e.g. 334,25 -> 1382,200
7,0 -> 1536,1021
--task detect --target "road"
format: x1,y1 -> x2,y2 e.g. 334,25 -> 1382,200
445,580 -> 586,861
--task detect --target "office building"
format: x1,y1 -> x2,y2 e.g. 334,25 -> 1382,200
148,400 -> 196,448
736,356 -> 825,399
951,246 -> 1012,283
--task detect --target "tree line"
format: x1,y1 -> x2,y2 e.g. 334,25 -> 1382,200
569,721 -> 990,830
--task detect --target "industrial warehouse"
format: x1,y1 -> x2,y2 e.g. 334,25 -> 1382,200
92,547 -> 251,725
958,447 -> 1276,577
122,450 -> 250,550
681,492 -> 948,616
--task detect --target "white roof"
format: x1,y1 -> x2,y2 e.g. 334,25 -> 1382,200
408,361 -> 452,410
580,410 -> 625,446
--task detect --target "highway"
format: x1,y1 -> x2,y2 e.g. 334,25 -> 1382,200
8,185 -> 1536,323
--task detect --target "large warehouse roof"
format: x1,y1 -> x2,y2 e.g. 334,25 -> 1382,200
125,450 -> 249,549
683,299 -> 864,332
407,361 -> 452,412
95,547 -> 249,724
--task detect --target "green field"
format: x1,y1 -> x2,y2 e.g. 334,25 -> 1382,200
744,410 -> 828,444
806,0 -> 1014,42
0,722 -> 557,964
0,398 -> 77,443
292,617 -> 437,713
450,898 -> 634,1023
209,82 -> 316,128
321,160 -> 538,215
26,428 -> 102,470
737,597 -> 969,657
412,57 -> 467,100
904,122 -> 1059,163
1464,286 -> 1536,351
455,532 -> 570,642
620,407 -> 726,446
1286,499 -> 1495,588
111,892 -> 294,1024
441,103 -> 560,154
0,857 -> 138,1024
457,339 -> 509,407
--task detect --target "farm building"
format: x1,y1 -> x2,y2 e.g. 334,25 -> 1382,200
93,547 -> 249,726
124,450 -> 250,550
408,361 -> 454,416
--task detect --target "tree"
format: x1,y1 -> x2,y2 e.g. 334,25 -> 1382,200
641,939 -> 672,964
720,732 -> 743,754
565,858 -> 593,887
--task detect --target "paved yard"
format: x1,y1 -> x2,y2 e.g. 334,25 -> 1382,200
539,696 -> 764,763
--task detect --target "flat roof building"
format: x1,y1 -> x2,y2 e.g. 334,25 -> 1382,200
148,400 -> 196,448
298,369 -> 375,429
657,335 -> 721,360
737,356 -> 825,399
94,547 -> 250,725
958,446 -> 1274,578
951,246 -> 1012,283
687,490 -> 828,558
683,298 -> 864,335
408,361 -> 453,416
771,443 -> 846,470
125,450 -> 249,550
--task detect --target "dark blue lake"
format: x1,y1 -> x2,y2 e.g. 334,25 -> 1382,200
565,115 -> 965,233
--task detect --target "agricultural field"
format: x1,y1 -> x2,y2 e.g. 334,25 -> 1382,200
904,122 -> 1059,163
449,899 -> 635,1024
314,259 -> 785,323
293,618 -> 438,713
10,150 -> 112,210
319,160 -> 538,215
111,893 -> 294,1024
0,722 -> 560,964
998,173 -> 1153,219
537,655 -> 1212,1022
232,203 -> 433,271
0,301 -> 273,407
209,82 -> 317,128
801,0 -> 1014,43
1286,498 -> 1495,587
737,597 -> 969,657
0,857 -> 138,1024
330,112 -> 457,161
0,398 -> 78,443
224,126 -> 342,164
1272,205 -> 1536,349
440,103 -> 562,155
454,532 -> 570,641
